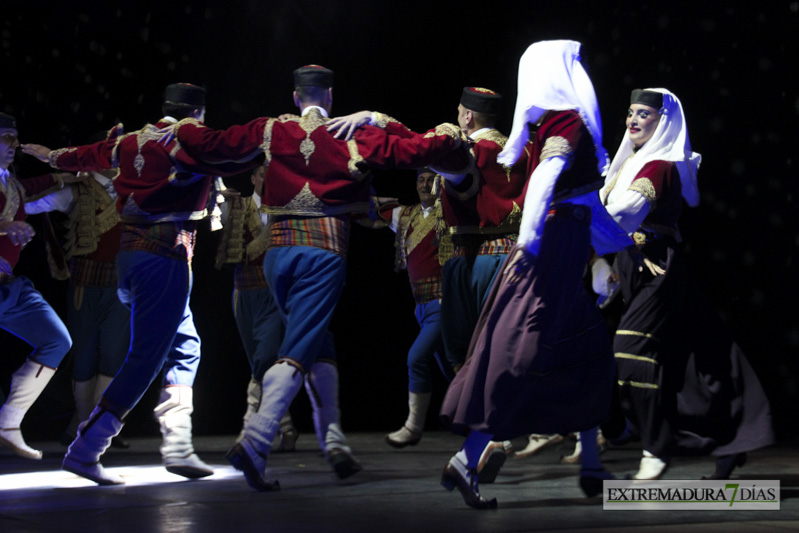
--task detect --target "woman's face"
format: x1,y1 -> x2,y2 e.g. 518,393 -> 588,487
626,104 -> 659,149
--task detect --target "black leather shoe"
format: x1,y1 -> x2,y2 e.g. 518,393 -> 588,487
703,453 -> 747,480
327,448 -> 362,479
441,460 -> 498,509
579,468 -> 615,497
226,443 -> 280,492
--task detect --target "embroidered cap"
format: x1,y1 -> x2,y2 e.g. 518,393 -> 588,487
294,65 -> 334,88
163,83 -> 207,107
0,112 -> 17,131
630,89 -> 663,110
460,87 -> 502,114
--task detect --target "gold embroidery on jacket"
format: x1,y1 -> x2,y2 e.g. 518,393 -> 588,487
64,178 -> 120,259
629,177 -> 657,205
133,124 -> 166,177
245,199 -> 269,261
272,182 -> 327,216
424,123 -> 460,140
299,109 -> 327,166
261,119 -> 275,169
347,139 -> 367,180
500,201 -> 522,230
49,147 -> 78,168
540,136 -> 573,161
0,176 -> 21,223
215,197 -> 246,268
472,129 -> 514,181
472,128 -> 507,148
394,204 -> 440,271
371,112 -> 401,129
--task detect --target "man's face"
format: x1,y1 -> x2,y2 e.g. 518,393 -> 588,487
0,128 -> 19,170
416,171 -> 436,206
250,166 -> 265,196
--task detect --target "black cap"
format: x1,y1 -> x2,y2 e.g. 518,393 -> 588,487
417,167 -> 435,177
164,83 -> 207,107
630,89 -> 663,109
294,65 -> 334,88
460,87 -> 502,114
0,112 -> 17,130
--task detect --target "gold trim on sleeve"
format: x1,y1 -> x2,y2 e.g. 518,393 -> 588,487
346,139 -> 367,180
617,380 -> 659,390
615,353 -> 658,365
629,177 -> 657,205
49,147 -> 77,168
616,329 -> 660,342
540,136 -> 573,161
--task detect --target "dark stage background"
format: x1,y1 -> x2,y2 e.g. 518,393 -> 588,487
2,2 -> 797,442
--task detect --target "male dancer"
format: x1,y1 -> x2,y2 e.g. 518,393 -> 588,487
216,167 -> 297,451
0,112 -> 73,460
381,168 -> 454,448
24,165 -> 130,449
23,84 -> 258,484
171,65 -> 466,491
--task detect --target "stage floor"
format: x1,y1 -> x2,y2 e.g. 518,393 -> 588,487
1,431 -> 797,532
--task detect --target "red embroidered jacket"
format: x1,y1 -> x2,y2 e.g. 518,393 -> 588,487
1,172 -> 63,268
528,110 -> 604,204
49,120 -> 257,223
173,109 -> 467,218
630,160 -> 682,232
440,128 -> 531,237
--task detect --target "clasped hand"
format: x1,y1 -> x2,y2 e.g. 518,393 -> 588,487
0,220 -> 35,247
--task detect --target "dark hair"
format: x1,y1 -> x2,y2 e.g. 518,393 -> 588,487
162,101 -> 203,120
295,85 -> 328,104
471,109 -> 498,129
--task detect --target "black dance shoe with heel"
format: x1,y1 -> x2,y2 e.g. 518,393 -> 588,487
579,468 -> 616,497
703,453 -> 747,480
441,458 -> 498,509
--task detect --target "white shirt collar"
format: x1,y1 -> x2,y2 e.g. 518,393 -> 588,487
162,116 -> 179,124
0,168 -> 9,188
302,106 -> 329,118
469,127 -> 492,139
92,172 -> 112,187
420,204 -> 434,218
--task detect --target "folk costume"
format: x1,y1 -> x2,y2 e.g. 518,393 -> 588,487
382,171 -> 455,448
439,87 -> 531,372
173,65 -> 467,491
216,187 -> 297,451
46,84 -> 257,485
439,41 -> 632,508
0,112 -> 72,460
600,88 -> 773,480
25,170 -> 130,446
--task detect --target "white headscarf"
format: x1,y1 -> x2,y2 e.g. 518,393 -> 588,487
498,40 -> 609,175
601,88 -> 701,207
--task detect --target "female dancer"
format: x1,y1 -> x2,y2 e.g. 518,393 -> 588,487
600,88 -> 773,480
439,40 -> 632,508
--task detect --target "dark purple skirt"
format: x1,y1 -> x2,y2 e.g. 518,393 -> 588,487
440,206 -> 616,441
